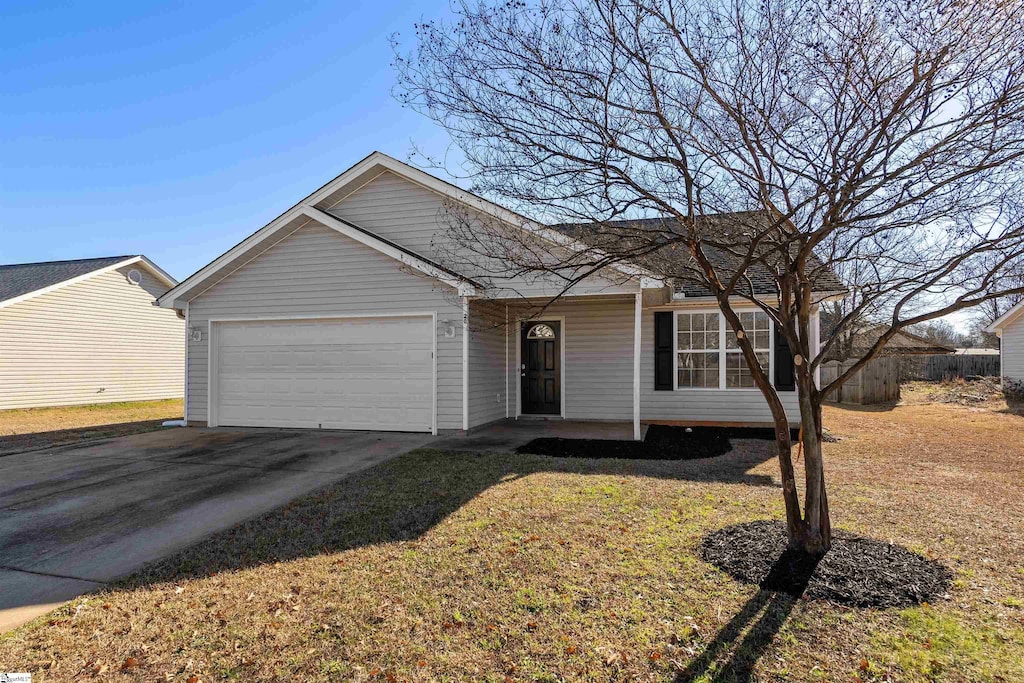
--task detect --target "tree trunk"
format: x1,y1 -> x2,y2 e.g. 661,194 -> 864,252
788,375 -> 832,555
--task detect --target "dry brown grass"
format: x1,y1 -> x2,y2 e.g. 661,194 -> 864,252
1,401 -> 1022,682
900,377 -> 1024,416
0,399 -> 183,455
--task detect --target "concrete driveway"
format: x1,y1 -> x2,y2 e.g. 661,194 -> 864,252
0,427 -> 434,631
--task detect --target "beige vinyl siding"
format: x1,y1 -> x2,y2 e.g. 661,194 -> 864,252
1002,313 -> 1024,383
504,297 -> 636,421
185,220 -> 464,429
321,171 -> 639,299
640,309 -> 800,425
0,265 -> 184,409
468,300 -> 507,428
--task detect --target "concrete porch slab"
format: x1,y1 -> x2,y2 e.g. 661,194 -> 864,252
433,419 -> 646,453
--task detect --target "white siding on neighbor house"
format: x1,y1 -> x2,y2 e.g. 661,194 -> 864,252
1002,313 -> 1024,383
321,171 -> 640,300
0,265 -> 184,409
468,300 -> 507,429
640,307 -> 801,425
185,220 -> 465,429
504,297 -> 636,421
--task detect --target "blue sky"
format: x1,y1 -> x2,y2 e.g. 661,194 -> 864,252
0,1 -> 458,280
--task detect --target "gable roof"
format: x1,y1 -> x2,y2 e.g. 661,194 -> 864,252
157,152 -> 850,308
157,151 -> 655,309
986,299 -> 1024,334
0,255 -> 177,309
552,212 -> 847,298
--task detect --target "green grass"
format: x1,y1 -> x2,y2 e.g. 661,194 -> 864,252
2,400 -> 1024,681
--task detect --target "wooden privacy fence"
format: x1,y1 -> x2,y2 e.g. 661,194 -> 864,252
820,357 -> 901,405
898,354 -> 1001,381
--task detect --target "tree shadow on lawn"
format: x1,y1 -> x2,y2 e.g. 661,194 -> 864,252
90,438 -> 789,679
126,438 -> 779,586
672,550 -> 818,682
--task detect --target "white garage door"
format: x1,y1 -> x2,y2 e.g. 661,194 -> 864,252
212,316 -> 434,432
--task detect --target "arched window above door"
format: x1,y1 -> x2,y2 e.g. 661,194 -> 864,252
526,323 -> 556,339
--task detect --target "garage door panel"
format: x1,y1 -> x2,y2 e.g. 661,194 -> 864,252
214,317 -> 434,432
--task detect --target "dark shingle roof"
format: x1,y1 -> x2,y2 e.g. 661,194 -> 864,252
0,256 -> 137,304
551,211 -> 846,297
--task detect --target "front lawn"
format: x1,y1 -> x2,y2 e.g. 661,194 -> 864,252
0,398 -> 183,455
1,401 -> 1022,681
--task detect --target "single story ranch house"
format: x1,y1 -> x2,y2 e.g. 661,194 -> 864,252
156,152 -> 844,439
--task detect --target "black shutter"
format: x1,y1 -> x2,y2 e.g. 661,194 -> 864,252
774,324 -> 796,391
654,312 -> 673,390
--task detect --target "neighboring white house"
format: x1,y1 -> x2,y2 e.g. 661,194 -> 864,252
156,152 -> 844,439
0,255 -> 184,409
987,300 -> 1024,398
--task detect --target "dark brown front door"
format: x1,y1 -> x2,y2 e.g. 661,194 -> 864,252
521,321 -> 560,415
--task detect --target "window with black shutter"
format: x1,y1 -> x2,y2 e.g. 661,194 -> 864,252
654,312 -> 673,390
774,325 -> 796,391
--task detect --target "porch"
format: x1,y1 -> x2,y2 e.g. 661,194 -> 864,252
466,294 -> 643,440
437,417 -> 647,453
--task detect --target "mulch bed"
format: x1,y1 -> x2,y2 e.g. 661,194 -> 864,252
517,424 -> 790,460
701,520 -> 952,608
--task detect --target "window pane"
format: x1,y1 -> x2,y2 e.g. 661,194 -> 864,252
706,326 -> 720,349
726,311 -> 771,351
725,350 -> 769,388
677,313 -> 722,351
677,351 -> 719,388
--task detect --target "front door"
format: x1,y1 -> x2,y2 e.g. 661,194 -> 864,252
521,321 -> 561,415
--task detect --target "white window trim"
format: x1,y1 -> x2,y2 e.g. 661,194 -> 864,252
672,309 -> 774,392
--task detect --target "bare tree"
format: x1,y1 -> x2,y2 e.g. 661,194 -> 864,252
394,0 -> 1024,554
970,260 -> 1024,347
908,321 -> 970,349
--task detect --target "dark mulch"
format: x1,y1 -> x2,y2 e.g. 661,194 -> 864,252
517,424 -> 792,460
701,520 -> 952,608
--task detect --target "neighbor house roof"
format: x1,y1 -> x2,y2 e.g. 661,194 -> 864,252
850,325 -> 956,356
0,255 -> 177,309
552,212 -> 847,298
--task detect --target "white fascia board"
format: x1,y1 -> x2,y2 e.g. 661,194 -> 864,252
156,206 -> 308,308
0,256 -> 171,310
299,206 -> 477,295
137,256 -> 178,289
986,299 -> 1024,333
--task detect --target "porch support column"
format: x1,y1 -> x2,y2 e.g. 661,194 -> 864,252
462,297 -> 469,432
633,291 -> 642,441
